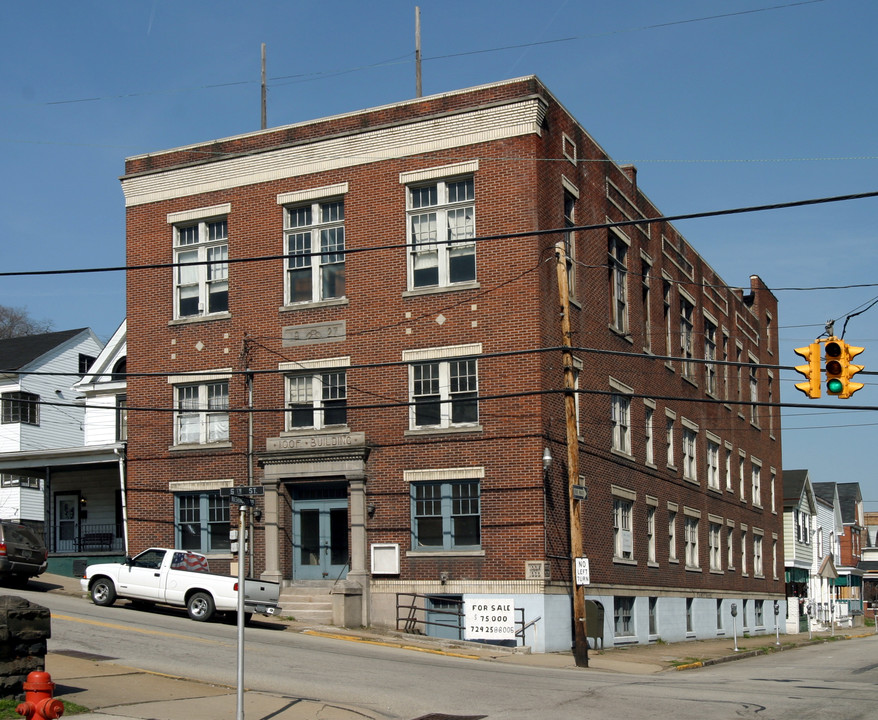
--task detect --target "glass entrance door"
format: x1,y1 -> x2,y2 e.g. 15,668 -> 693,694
55,494 -> 79,553
292,493 -> 349,581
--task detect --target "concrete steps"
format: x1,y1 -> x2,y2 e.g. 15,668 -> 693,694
278,581 -> 334,624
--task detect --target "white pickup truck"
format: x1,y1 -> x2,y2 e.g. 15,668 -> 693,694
81,547 -> 279,622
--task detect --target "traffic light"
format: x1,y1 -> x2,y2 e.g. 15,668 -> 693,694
824,337 -> 865,399
824,338 -> 844,395
793,342 -> 821,398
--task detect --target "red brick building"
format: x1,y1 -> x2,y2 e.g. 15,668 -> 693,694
121,76 -> 784,650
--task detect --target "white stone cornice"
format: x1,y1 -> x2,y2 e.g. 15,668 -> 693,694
122,99 -> 546,207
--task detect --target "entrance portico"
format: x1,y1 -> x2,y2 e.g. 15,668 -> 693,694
257,432 -> 370,624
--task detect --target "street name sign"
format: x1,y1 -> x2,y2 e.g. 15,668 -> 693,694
220,486 -> 264,506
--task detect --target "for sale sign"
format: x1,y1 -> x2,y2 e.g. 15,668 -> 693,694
464,598 -> 516,640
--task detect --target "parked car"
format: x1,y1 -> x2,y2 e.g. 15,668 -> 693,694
81,547 -> 279,622
0,521 -> 48,586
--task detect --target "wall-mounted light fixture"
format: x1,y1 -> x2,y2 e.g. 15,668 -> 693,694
542,447 -> 553,472
367,503 -> 376,518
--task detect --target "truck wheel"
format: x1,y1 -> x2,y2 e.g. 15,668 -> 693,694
187,592 -> 215,622
91,578 -> 117,607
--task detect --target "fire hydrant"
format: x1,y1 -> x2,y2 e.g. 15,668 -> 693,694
16,671 -> 64,720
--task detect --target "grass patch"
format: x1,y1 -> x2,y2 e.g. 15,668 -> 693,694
670,657 -> 702,667
0,698 -> 91,718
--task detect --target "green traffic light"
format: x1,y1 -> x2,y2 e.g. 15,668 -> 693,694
827,378 -> 844,394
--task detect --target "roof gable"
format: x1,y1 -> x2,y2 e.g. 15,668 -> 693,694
75,319 -> 126,389
0,328 -> 91,371
782,469 -> 815,512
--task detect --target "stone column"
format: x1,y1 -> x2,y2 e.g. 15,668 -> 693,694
261,478 -> 282,584
347,475 -> 370,626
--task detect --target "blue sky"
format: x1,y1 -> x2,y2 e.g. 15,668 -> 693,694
2,0 -> 876,507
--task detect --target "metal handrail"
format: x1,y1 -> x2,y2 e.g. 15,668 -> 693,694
396,592 -> 535,646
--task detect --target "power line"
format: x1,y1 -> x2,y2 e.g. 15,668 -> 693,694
4,189 -> 878,283
24,382 -> 878,418
9,342 -> 878,380
5,2 -> 823,111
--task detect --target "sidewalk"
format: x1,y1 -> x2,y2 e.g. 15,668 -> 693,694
22,574 -> 878,719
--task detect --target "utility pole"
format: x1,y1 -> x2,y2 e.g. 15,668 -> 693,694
415,7 -> 422,98
554,240 -> 588,667
261,43 -> 267,130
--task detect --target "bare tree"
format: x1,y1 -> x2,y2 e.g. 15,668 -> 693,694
0,305 -> 53,339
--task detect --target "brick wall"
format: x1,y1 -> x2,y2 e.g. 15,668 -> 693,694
123,76 -> 783,600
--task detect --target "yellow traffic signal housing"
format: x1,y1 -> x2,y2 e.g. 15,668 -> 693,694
824,337 -> 866,399
793,343 -> 821,398
824,338 -> 845,395
839,341 -> 865,399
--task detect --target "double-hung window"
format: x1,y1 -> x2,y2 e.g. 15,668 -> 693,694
751,461 -> 762,507
1,391 -> 39,425
684,514 -> 700,568
614,596 -> 634,637
641,259 -> 652,352
753,533 -> 764,577
709,522 -> 722,571
724,445 -> 733,491
608,230 -> 629,333
173,211 -> 229,319
405,344 -> 480,431
706,437 -> 720,490
644,403 -> 655,465
682,422 -> 698,482
286,370 -> 347,430
406,173 -> 476,290
665,412 -> 676,468
727,523 -> 735,569
285,198 -> 346,304
668,508 -> 678,562
411,479 -> 480,550
613,496 -> 634,560
173,378 -> 229,445
704,318 -> 717,395
680,294 -> 695,378
116,394 -> 128,442
611,394 -> 631,455
754,599 -> 764,626
563,186 -> 577,296
749,357 -> 760,425
175,491 -> 230,552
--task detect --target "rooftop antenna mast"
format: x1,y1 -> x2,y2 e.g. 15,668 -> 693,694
261,43 -> 267,130
415,7 -> 422,97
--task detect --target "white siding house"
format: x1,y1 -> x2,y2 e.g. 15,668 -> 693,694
0,328 -> 103,523
0,325 -> 131,572
812,482 -> 844,628
782,469 -> 816,633
74,320 -> 127,448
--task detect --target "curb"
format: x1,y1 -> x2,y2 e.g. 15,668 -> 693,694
303,629 -> 483,660
673,632 -> 868,671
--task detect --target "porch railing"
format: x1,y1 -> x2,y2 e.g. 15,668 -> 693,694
52,523 -> 124,554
